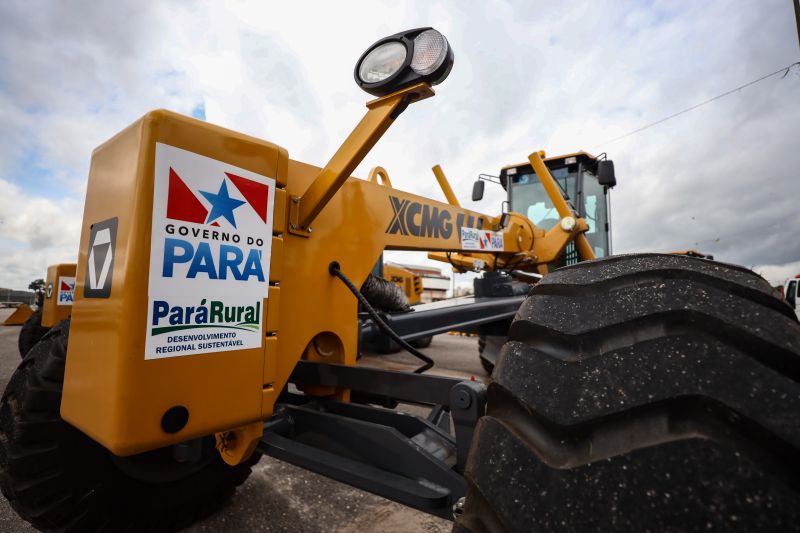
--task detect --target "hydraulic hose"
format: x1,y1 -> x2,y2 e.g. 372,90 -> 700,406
329,261 -> 434,373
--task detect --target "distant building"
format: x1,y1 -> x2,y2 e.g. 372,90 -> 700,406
453,285 -> 474,297
396,264 -> 450,303
0,288 -> 36,307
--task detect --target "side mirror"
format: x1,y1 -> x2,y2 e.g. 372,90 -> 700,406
472,180 -> 485,201
598,160 -> 617,188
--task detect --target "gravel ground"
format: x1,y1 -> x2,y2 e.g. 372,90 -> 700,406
0,308 -> 485,532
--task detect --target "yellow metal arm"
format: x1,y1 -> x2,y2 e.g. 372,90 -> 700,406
528,151 -> 595,261
431,165 -> 460,207
294,83 -> 434,231
429,150 -> 598,273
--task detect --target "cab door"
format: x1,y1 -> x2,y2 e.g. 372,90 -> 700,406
786,279 -> 799,316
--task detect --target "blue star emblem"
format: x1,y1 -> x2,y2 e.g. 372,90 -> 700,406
200,180 -> 246,228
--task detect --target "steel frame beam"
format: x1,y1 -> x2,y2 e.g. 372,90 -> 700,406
259,396 -> 468,520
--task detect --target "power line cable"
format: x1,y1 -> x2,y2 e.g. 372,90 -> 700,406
596,61 -> 800,147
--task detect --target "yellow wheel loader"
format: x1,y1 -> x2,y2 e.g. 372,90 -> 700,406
1,27 -> 799,532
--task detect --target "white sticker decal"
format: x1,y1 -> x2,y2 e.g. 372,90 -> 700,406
145,143 -> 276,359
460,227 -> 504,251
57,276 -> 75,306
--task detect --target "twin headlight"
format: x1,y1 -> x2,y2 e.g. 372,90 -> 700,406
355,28 -> 454,96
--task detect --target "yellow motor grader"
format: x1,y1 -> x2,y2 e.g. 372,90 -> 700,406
17,148 -> 614,365
1,27 -> 798,532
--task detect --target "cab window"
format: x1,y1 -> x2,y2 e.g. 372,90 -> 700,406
581,170 -> 609,257
510,167 -> 576,230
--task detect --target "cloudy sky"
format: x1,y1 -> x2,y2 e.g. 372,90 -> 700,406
0,0 -> 798,290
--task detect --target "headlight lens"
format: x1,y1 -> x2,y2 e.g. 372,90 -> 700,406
410,29 -> 448,75
354,27 -> 454,96
358,41 -> 407,83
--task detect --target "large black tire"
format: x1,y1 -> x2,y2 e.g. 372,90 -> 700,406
456,254 -> 800,531
477,335 -> 506,375
0,319 -> 260,531
17,309 -> 49,358
477,336 -> 492,374
410,335 -> 433,349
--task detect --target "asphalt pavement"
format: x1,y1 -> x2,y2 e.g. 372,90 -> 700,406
0,309 -> 485,532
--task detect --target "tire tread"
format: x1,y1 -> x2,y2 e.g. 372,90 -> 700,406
457,254 -> 800,531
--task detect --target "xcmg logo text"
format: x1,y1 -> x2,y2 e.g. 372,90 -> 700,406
386,196 -> 484,238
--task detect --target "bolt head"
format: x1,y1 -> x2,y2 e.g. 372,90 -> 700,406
454,388 -> 472,409
453,496 -> 465,517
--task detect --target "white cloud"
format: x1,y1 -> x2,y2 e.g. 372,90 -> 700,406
0,178 -> 82,287
0,0 -> 798,289
754,260 -> 800,288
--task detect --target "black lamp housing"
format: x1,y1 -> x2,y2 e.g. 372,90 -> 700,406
354,27 -> 455,97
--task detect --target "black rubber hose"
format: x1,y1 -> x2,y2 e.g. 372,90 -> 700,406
329,261 -> 434,373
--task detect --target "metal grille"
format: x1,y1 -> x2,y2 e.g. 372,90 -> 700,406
564,241 -> 579,265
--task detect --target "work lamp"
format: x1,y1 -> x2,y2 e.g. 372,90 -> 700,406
355,28 -> 454,96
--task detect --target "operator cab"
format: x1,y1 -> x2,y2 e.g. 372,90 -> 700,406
497,152 -> 615,267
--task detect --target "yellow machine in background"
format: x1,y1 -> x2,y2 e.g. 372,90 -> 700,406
2,305 -> 33,326
383,262 -> 424,305
13,263 -> 75,357
432,151 -> 616,275
42,263 -> 77,326
438,150 -> 617,372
